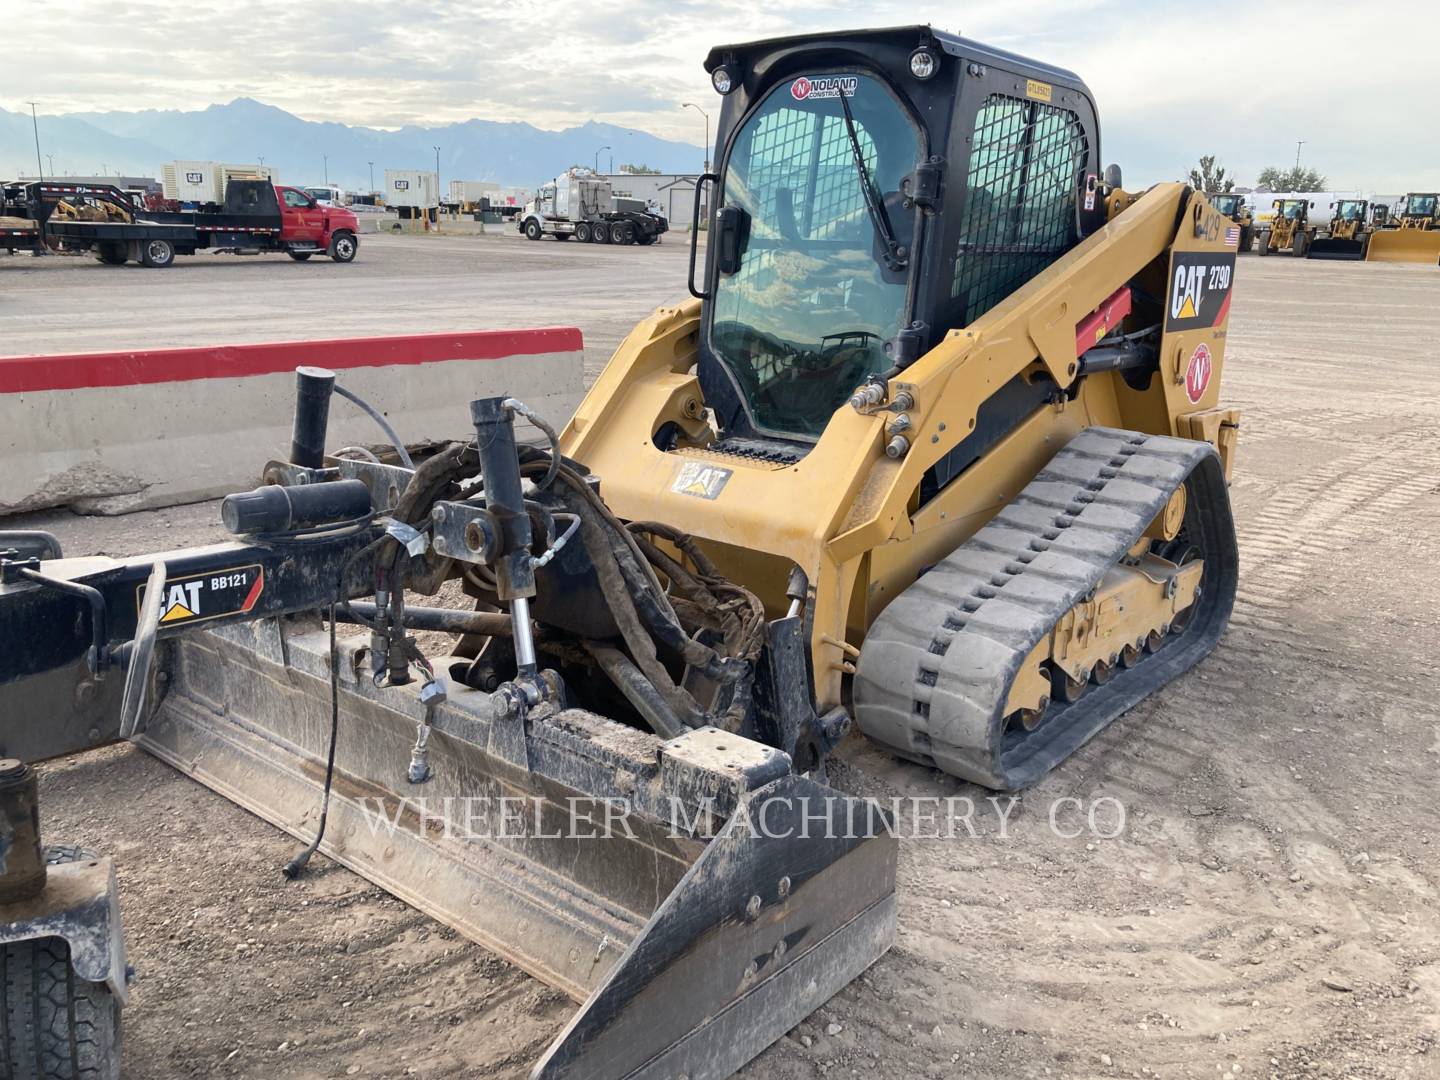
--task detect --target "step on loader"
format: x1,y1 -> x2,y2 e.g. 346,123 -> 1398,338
0,25 -> 1240,1079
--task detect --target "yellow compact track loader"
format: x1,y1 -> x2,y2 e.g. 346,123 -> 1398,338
1308,198 -> 1370,260
1257,198 -> 1313,256
0,26 -> 1239,1080
1366,192 -> 1440,263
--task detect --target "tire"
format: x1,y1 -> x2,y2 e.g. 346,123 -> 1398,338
138,238 -> 174,268
1239,225 -> 1252,251
287,251 -> 313,261
1292,231 -> 1307,258
327,232 -> 357,263
523,219 -> 543,241
1257,232 -> 1271,256
0,848 -> 121,1080
614,222 -> 635,246
93,243 -> 126,266
554,232 -> 572,241
592,222 -> 611,244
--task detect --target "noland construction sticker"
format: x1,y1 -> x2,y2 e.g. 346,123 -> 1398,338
791,75 -> 858,101
1185,343 -> 1213,404
1166,251 -> 1235,332
671,462 -> 732,500
138,564 -> 264,626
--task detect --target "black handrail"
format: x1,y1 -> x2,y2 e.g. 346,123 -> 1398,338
687,172 -> 720,300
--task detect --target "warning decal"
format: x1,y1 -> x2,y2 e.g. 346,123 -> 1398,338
671,462 -> 732,500
1185,343 -> 1213,404
1166,251 -> 1235,332
138,564 -> 265,628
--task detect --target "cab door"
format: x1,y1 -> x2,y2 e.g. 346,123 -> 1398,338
279,187 -> 324,244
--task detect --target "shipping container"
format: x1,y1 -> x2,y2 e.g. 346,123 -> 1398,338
384,169 -> 439,209
448,179 -> 499,205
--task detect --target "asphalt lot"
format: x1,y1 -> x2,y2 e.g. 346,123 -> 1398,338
4,239 -> 1440,1079
1,228 -> 692,379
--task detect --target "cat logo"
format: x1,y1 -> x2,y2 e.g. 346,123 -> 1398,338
670,461 -> 732,500
136,564 -> 265,628
161,580 -> 204,622
1165,251 -> 1235,332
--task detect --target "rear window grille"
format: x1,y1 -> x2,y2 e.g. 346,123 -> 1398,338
951,94 -> 1088,322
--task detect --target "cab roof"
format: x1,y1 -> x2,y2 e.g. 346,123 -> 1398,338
704,24 -> 1091,97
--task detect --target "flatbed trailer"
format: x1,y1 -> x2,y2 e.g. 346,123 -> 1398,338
3,180 -> 360,268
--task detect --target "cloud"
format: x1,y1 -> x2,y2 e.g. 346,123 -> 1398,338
4,0 -> 1435,189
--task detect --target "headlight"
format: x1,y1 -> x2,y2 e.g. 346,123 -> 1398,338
908,48 -> 939,80
711,66 -> 736,94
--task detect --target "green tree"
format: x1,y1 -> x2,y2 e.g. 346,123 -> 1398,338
618,163 -> 661,175
1187,155 -> 1234,193
1256,165 -> 1328,192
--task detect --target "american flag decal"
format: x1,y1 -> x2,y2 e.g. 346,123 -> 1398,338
1224,226 -> 1240,247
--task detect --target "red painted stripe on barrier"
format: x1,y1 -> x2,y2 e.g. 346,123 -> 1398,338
0,328 -> 583,394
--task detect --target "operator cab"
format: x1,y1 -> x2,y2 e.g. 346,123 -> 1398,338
1211,193 -> 1246,219
1274,199 -> 1309,222
693,26 -> 1103,450
1333,199 -> 1366,222
1403,193 -> 1438,219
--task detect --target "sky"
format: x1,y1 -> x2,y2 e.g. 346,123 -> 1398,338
4,0 -> 1437,191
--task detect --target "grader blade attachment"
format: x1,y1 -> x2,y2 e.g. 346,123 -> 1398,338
1365,230 -> 1440,264
136,617 -> 896,1079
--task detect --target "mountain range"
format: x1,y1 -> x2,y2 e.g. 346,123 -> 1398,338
1,98 -> 707,191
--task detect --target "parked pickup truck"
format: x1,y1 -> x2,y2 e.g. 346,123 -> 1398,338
2,180 -> 360,267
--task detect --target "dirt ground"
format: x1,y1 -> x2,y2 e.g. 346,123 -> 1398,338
8,245 -> 1440,1079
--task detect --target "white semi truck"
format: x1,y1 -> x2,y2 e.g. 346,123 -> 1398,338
517,168 -> 667,245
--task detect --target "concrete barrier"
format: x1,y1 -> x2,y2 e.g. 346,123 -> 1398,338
0,328 -> 585,515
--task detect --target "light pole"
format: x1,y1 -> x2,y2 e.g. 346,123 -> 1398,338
594,145 -> 610,174
683,103 -> 710,173
323,155 -> 329,185
45,154 -> 54,177
1294,140 -> 1306,173
368,161 -> 374,193
26,102 -> 43,182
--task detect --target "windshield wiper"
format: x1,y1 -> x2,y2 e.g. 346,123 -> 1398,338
838,92 -> 907,272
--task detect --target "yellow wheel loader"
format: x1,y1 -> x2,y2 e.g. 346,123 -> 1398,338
1308,198 -> 1370,260
1210,192 -> 1254,251
1257,198 -> 1313,256
0,26 -> 1239,1080
1366,192 -> 1440,263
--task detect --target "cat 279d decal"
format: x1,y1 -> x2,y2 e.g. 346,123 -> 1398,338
1166,251 -> 1235,332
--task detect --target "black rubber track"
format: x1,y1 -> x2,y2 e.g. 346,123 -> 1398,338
854,427 -> 1238,790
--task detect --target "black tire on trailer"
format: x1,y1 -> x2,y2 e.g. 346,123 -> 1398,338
328,232 -> 357,263
524,218 -> 543,241
139,238 -> 174,268
592,221 -> 611,244
288,251 -> 313,261
574,222 -> 591,243
0,847 -> 122,1080
614,222 -> 635,245
94,243 -> 127,266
